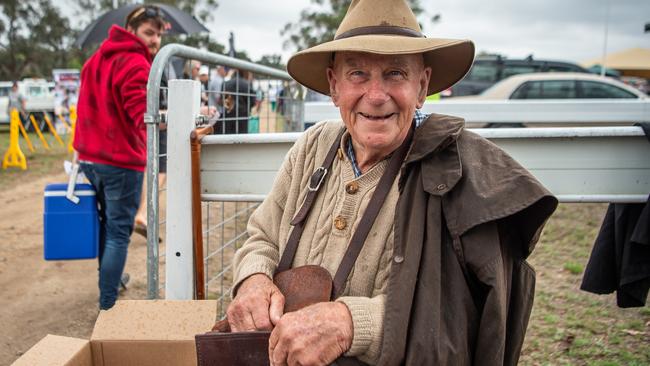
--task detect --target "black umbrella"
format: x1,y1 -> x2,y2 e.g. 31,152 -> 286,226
75,3 -> 209,48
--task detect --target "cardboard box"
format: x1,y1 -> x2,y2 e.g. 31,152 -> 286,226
12,300 -> 217,366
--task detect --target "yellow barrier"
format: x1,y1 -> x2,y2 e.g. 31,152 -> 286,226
29,114 -> 50,150
57,113 -> 71,130
43,113 -> 64,147
14,110 -> 35,152
68,105 -> 77,153
2,109 -> 27,170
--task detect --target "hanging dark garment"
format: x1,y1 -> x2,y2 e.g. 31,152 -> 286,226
580,123 -> 650,307
580,197 -> 650,307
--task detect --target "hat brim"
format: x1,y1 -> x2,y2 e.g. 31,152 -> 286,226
287,35 -> 475,96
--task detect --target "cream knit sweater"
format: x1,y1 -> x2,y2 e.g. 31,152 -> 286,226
233,120 -> 399,364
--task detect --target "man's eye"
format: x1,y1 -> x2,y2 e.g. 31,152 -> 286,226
388,70 -> 405,78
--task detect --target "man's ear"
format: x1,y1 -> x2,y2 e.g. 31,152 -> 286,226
126,25 -> 136,34
417,67 -> 432,108
326,67 -> 339,106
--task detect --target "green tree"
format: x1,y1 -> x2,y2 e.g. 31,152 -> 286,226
0,0 -> 76,80
281,0 -> 424,51
257,54 -> 285,70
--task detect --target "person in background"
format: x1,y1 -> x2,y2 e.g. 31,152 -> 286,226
208,65 -> 227,109
217,69 -> 255,134
198,65 -> 210,106
7,81 -> 27,124
277,81 -> 289,117
183,59 -> 201,80
268,86 -> 277,112
73,5 -> 166,310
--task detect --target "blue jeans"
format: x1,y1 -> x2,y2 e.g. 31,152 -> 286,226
81,163 -> 143,310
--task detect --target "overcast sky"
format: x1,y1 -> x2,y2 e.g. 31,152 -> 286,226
59,0 -> 649,65
207,0 -> 649,65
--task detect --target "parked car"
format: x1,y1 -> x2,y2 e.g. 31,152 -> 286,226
458,72 -> 647,127
444,55 -> 589,97
467,72 -> 647,100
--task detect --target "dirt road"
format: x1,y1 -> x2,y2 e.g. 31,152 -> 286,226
0,172 -> 150,365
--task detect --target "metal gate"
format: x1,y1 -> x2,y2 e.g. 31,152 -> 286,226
144,44 -> 303,316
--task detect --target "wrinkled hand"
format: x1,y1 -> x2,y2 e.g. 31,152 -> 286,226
269,302 -> 353,366
227,274 -> 285,331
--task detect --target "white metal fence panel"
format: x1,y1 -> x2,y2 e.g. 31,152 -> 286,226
198,127 -> 650,203
483,127 -> 649,202
200,133 -> 301,201
304,100 -> 650,125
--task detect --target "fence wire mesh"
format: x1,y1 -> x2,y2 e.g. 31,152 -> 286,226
202,201 -> 259,317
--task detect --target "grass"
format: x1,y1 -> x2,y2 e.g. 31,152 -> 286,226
563,261 -> 584,275
521,203 -> 650,365
0,124 -> 72,188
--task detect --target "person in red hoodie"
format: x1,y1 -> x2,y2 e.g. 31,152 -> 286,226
74,5 -> 165,310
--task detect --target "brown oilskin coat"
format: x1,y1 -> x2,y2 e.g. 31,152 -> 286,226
377,114 -> 558,365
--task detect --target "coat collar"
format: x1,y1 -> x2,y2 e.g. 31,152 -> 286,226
406,113 -> 464,196
407,113 -> 464,164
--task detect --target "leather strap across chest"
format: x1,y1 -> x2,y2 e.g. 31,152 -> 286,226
276,126 -> 413,299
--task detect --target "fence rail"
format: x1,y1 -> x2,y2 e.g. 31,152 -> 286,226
197,126 -> 650,203
305,99 -> 650,125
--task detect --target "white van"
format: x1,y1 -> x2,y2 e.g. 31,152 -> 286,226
0,79 -> 55,124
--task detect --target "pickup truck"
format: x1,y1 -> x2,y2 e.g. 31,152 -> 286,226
0,79 -> 55,124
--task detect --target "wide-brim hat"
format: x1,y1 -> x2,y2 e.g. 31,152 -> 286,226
287,0 -> 475,96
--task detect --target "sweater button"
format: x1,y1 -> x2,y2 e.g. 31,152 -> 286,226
394,255 -> 404,263
345,182 -> 359,194
334,216 -> 347,230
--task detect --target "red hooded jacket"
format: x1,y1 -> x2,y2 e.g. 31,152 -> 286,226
74,25 -> 152,171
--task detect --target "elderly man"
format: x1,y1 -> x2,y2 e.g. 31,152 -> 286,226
226,0 -> 557,365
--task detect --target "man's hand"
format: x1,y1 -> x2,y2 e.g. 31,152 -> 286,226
227,274 -> 285,331
269,302 -> 353,366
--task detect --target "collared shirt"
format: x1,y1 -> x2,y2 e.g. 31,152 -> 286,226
347,109 -> 429,177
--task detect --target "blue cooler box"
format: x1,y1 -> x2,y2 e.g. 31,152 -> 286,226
43,183 -> 99,260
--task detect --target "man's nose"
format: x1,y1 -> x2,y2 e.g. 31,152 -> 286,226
365,78 -> 390,105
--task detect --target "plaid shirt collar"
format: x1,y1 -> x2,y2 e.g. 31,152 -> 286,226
347,110 -> 429,177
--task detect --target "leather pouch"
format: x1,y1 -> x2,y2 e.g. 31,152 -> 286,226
196,330 -> 271,366
195,265 -> 332,366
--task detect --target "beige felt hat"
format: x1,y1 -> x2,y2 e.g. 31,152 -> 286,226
287,0 -> 475,96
